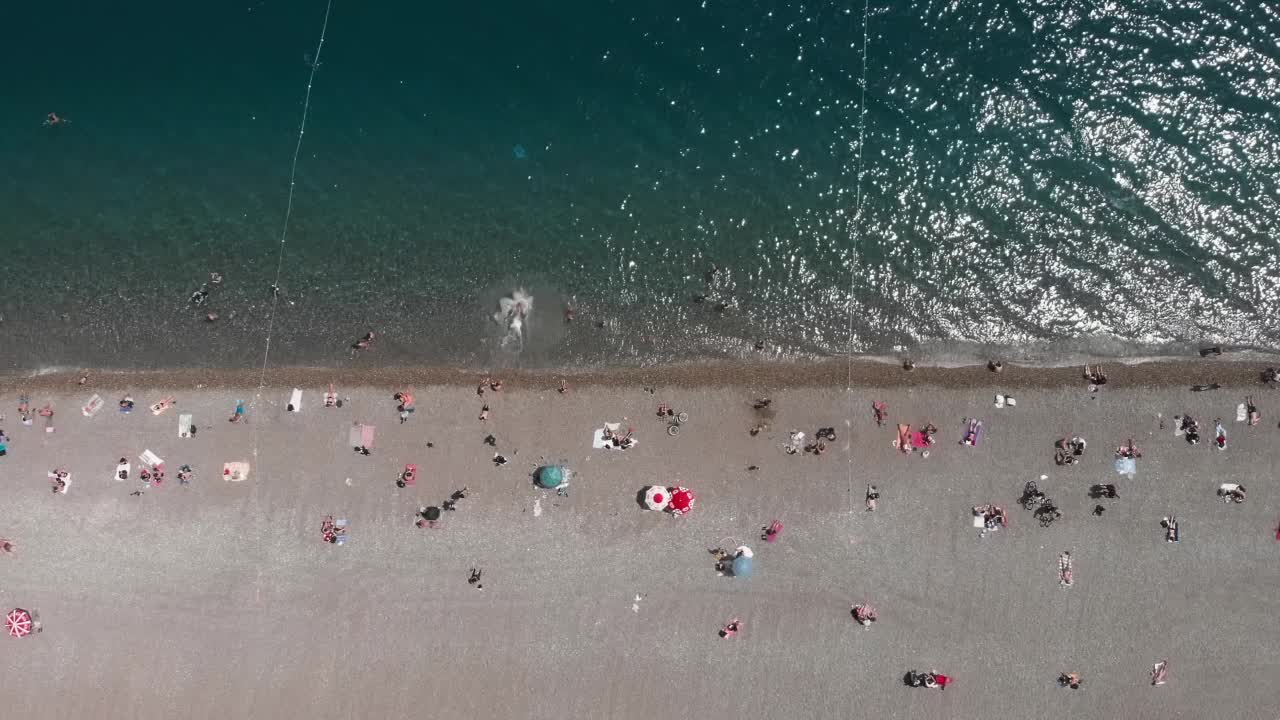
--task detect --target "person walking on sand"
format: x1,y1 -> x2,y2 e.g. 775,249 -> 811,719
865,485 -> 879,512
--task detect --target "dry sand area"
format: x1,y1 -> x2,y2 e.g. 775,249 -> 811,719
0,372 -> 1278,719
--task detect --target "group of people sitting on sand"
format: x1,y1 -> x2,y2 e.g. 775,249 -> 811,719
1115,438 -> 1143,459
1084,365 -> 1108,393
1217,483 -> 1246,503
601,425 -> 637,450
894,422 -> 938,456
1054,436 -> 1087,465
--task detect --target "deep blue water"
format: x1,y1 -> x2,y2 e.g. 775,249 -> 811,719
1,0 -> 1278,371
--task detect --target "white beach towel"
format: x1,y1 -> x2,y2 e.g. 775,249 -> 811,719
593,422 -> 622,449
288,388 -> 302,413
82,394 -> 104,417
1236,403 -> 1247,422
1005,396 -> 1016,407
178,414 -> 193,439
222,461 -> 250,482
114,462 -> 130,482
994,394 -> 1005,409
139,450 -> 164,468
972,513 -> 986,528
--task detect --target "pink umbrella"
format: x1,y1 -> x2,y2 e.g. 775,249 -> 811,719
644,486 -> 669,511
6,609 -> 32,638
668,487 -> 696,515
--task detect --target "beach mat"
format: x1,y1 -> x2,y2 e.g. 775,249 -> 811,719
223,462 -> 250,482
288,388 -> 302,412
349,424 -> 376,448
114,461 -> 130,482
178,414 -> 193,439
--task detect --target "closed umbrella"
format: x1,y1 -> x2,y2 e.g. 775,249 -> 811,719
668,487 -> 696,515
644,486 -> 669,511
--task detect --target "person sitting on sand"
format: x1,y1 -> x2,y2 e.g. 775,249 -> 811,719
872,400 -> 888,427
719,618 -> 742,639
1059,672 -> 1083,690
866,485 -> 879,512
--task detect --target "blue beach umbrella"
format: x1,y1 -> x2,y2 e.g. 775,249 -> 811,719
731,548 -> 754,578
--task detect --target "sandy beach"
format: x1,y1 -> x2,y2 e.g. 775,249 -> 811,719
0,366 -> 1278,719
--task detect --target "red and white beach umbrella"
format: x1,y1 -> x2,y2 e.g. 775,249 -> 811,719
5,609 -> 33,638
644,486 -> 669,511
668,487 -> 697,515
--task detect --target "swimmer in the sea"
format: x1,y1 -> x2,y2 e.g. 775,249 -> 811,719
43,112 -> 70,126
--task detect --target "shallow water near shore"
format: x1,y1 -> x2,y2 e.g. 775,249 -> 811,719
2,0 -> 1278,371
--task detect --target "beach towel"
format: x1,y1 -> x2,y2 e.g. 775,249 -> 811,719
593,422 -> 621,449
49,473 -> 71,494
139,450 -> 164,469
348,424 -> 376,448
1114,456 -> 1136,477
288,388 -> 302,413
82,394 -> 103,418
178,414 -> 193,439
114,461 -> 130,482
222,461 -> 250,482
910,431 -> 930,449
150,396 -> 175,415
972,513 -> 986,528
1236,403 -> 1246,422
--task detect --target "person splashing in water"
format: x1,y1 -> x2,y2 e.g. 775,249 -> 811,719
494,289 -> 533,350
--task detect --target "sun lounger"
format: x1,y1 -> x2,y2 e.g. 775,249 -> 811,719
288,388 -> 302,412
222,461 -> 251,482
348,424 -> 376,448
150,396 -> 175,415
178,414 -> 193,439
82,394 -> 104,418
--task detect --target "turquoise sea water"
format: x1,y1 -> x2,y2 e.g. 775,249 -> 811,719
2,0 -> 1278,371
